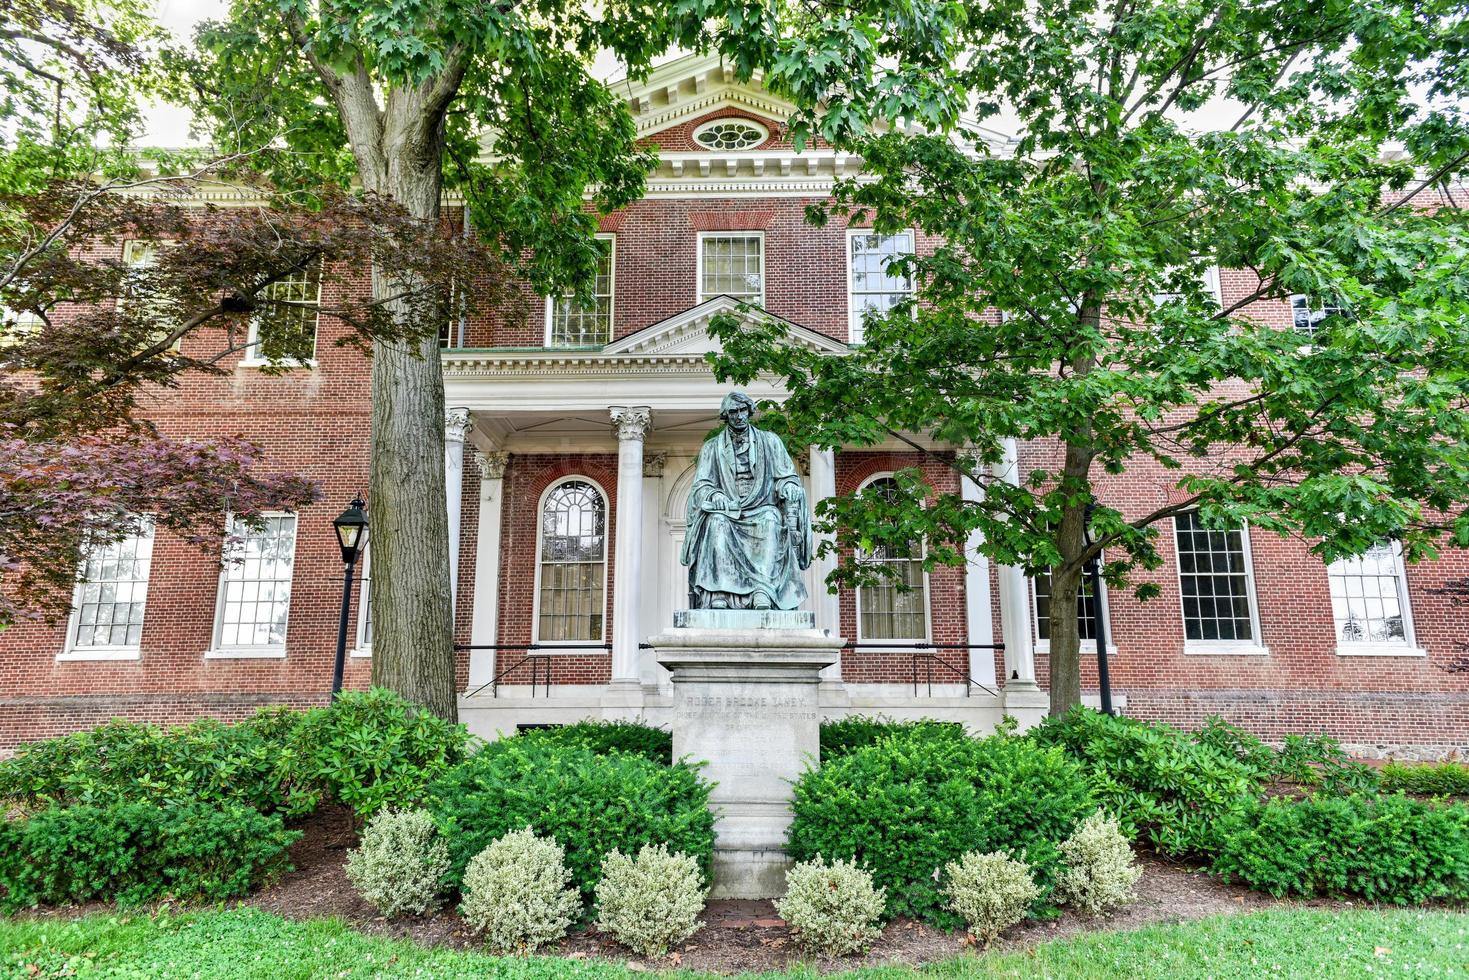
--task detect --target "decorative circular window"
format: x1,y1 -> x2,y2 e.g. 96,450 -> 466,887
692,118 -> 769,151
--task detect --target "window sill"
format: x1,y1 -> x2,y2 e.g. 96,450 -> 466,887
238,355 -> 316,370
349,646 -> 372,659
531,641 -> 608,652
57,648 -> 141,662
853,640 -> 934,653
1037,641 -> 1118,655
1184,642 -> 1270,656
205,647 -> 287,660
1336,644 -> 1427,658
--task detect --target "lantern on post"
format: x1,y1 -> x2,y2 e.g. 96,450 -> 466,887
331,496 -> 368,698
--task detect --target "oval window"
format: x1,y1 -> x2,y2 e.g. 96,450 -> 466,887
692,118 -> 769,151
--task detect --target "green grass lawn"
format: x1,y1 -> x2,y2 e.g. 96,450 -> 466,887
0,906 -> 1464,979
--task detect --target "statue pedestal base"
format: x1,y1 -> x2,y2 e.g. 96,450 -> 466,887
652,622 -> 842,899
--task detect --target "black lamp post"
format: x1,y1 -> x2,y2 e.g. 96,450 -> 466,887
331,496 -> 368,699
1083,502 -> 1114,715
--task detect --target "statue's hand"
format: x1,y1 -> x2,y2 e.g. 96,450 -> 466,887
778,482 -> 803,504
704,491 -> 732,511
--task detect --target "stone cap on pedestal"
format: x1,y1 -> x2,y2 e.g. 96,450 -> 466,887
673,609 -> 816,630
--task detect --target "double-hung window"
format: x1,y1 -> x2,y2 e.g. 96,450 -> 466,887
1289,294 -> 1347,340
847,230 -> 915,344
698,233 -> 764,306
855,476 -> 929,644
61,520 -> 155,660
1174,511 -> 1265,653
1031,570 -> 1107,650
535,479 -> 608,643
547,236 -> 614,347
209,513 -> 298,656
1328,542 -> 1421,655
246,258 -> 322,365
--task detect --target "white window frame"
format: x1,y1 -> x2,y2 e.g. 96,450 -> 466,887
853,472 -> 932,648
543,233 -> 616,348
59,519 -> 155,661
691,118 -> 770,150
241,259 -> 322,369
1173,512 -> 1268,656
1328,543 -> 1425,657
120,239 -> 183,352
1030,568 -> 1115,655
846,228 -> 916,345
1152,264 -> 1223,309
206,511 -> 298,659
696,231 -> 765,307
531,475 -> 610,647
351,545 -> 372,658
1288,293 -> 1348,340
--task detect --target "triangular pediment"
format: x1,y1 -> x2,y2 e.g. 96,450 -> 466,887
609,52 -> 800,141
602,296 -> 850,357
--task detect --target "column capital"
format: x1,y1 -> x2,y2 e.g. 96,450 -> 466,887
610,405 -> 652,442
474,449 -> 509,480
643,451 -> 668,478
445,407 -> 472,443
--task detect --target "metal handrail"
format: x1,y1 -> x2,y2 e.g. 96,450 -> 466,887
458,642 -> 611,699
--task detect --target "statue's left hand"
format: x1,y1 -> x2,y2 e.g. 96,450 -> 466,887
778,482 -> 802,503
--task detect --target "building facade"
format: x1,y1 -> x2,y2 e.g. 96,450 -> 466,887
2,55 -> 1466,757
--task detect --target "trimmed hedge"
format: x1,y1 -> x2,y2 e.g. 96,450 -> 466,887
0,689 -> 473,822
503,721 -> 673,765
1212,793 -> 1469,904
0,802 -> 299,910
1032,708 -> 1259,856
426,740 -> 715,904
788,728 -> 1093,926
819,716 -> 967,760
1380,761 -> 1469,797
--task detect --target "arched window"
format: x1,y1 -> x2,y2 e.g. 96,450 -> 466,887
692,118 -> 768,150
536,479 -> 608,642
855,475 -> 929,642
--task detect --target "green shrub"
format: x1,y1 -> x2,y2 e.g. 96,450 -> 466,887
818,716 -> 967,760
0,709 -> 315,817
0,802 -> 298,910
775,857 -> 886,957
1190,716 -> 1278,781
459,828 -> 581,954
344,808 -> 451,917
594,844 -> 706,957
505,721 -> 673,765
1380,761 -> 1469,797
1212,793 -> 1469,904
426,739 -> 714,903
943,850 -> 1040,945
1272,734 -> 1378,795
788,729 -> 1092,926
1032,708 -> 1258,856
295,689 -> 474,820
1053,810 -> 1143,915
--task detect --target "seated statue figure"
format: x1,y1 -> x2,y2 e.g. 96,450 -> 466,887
681,391 -> 811,610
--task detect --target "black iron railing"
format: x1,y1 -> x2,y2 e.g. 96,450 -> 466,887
457,643 -> 612,699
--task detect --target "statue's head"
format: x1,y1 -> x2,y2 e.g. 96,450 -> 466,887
719,391 -> 756,433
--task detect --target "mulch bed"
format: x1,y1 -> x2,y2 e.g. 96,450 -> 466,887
237,805 -> 1354,974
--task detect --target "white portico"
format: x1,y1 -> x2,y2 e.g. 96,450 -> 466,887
439,298 -> 1045,736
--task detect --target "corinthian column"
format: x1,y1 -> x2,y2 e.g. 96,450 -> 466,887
608,406 -> 652,696
466,449 -> 508,691
444,408 -> 471,618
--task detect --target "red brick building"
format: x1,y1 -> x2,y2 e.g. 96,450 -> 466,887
3,54 -> 1465,758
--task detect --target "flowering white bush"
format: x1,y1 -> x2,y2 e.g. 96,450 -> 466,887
594,843 -> 706,957
943,850 -> 1040,945
459,827 -> 581,954
775,856 -> 886,956
344,807 -> 450,917
1054,810 -> 1143,915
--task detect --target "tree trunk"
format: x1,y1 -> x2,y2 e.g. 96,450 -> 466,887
1048,502 -> 1088,715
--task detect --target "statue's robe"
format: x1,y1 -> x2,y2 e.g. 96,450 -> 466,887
682,427 -> 811,609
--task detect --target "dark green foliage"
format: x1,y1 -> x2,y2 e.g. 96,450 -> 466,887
1190,717 -> 1279,780
1212,794 -> 1469,904
1191,717 -> 1379,795
503,721 -> 672,765
1380,761 -> 1469,797
0,689 -> 472,823
425,740 -> 715,904
294,689 -> 474,819
818,716 -> 967,761
1032,709 -> 1259,856
0,708 -> 315,817
0,802 -> 299,910
787,730 -> 1093,926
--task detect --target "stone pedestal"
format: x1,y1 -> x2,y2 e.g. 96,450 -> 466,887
652,613 -> 843,899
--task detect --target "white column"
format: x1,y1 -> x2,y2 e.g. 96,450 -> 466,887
960,450 -> 998,691
609,406 -> 651,689
466,450 -> 508,691
639,452 -> 668,687
444,408 -> 471,618
808,447 -> 844,684
993,437 -> 1038,689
